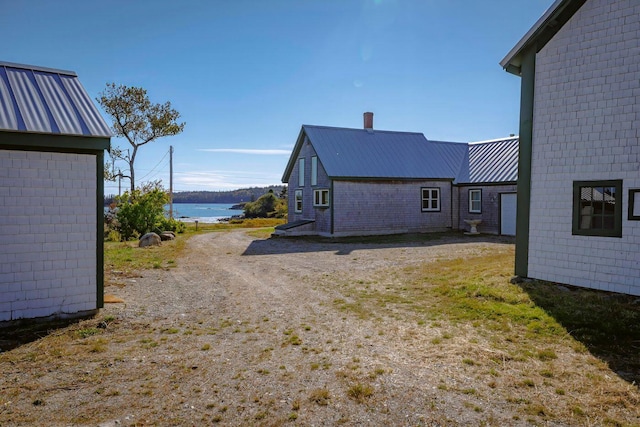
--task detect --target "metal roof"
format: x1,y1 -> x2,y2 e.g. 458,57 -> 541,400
0,61 -> 111,138
299,125 -> 467,180
282,125 -> 518,185
461,136 -> 519,184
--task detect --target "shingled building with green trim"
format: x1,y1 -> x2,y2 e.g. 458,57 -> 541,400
502,0 -> 640,295
0,61 -> 111,322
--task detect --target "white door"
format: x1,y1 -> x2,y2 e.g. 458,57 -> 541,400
500,193 -> 517,236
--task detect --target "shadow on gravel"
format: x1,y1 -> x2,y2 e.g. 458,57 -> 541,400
242,231 -> 514,256
520,280 -> 640,387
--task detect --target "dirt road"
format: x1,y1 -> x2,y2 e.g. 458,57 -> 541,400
3,230 -> 637,426
97,231 -> 518,426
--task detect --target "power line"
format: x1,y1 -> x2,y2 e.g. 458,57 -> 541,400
136,149 -> 171,182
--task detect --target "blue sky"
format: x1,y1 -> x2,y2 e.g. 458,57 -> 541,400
2,1 -> 550,193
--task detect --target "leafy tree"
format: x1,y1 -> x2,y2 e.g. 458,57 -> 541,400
244,189 -> 287,219
98,83 -> 185,192
112,182 -> 170,240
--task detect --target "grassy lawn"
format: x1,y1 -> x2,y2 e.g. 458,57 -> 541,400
3,227 -> 638,425
333,247 -> 640,424
104,218 -> 284,282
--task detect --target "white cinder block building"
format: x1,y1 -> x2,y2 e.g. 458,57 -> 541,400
501,0 -> 640,295
0,61 -> 111,322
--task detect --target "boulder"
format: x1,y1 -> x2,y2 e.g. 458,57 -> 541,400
139,232 -> 161,247
160,232 -> 175,241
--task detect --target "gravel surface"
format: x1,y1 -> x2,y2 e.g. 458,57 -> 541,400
3,230 -> 638,426
99,231 -> 520,426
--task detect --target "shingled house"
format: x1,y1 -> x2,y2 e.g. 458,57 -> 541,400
277,113 -> 518,237
0,61 -> 111,322
501,0 -> 640,296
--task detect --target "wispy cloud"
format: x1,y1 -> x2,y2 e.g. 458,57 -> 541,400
173,170 -> 283,191
198,148 -> 291,155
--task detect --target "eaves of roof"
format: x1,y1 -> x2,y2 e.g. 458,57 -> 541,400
500,0 -> 587,75
0,61 -> 112,138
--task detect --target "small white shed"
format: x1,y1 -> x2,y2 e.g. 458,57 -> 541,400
0,61 -> 111,323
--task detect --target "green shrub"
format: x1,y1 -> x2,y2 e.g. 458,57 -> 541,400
113,183 -> 169,241
243,189 -> 287,219
156,217 -> 186,234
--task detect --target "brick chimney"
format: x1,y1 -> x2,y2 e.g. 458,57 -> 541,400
363,112 -> 373,129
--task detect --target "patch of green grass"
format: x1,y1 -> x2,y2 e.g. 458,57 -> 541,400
77,328 -> 100,338
104,219 -> 284,283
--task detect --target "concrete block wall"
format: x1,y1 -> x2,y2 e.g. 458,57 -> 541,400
0,149 -> 97,321
529,0 -> 640,295
332,180 -> 453,236
457,184 -> 517,235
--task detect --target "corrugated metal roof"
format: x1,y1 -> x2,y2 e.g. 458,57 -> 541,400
282,125 -> 518,185
0,61 -> 111,138
463,137 -> 519,183
301,125 -> 467,180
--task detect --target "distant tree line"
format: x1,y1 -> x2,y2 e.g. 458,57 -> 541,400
104,185 -> 286,206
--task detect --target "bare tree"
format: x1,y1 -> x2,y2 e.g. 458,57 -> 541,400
98,83 -> 185,192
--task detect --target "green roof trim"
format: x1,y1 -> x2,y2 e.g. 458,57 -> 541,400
501,0 -> 587,75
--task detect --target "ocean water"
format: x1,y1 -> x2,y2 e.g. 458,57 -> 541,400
170,203 -> 242,223
105,203 -> 243,223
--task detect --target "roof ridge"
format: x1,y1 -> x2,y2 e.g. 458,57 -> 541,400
469,136 -> 519,145
302,124 -> 424,136
0,61 -> 77,76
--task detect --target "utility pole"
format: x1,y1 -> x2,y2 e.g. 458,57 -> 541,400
169,145 -> 174,219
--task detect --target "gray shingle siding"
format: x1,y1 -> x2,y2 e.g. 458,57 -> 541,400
288,141 -> 333,234
526,0 -> 640,295
457,184 -> 518,234
282,125 -> 519,237
332,180 -> 453,236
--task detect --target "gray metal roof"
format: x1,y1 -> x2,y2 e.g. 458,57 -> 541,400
461,137 -> 519,184
299,125 -> 467,180
282,125 -> 518,185
0,61 -> 111,138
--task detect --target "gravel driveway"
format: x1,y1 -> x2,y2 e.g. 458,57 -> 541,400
4,230 -> 638,425
95,230 -> 519,426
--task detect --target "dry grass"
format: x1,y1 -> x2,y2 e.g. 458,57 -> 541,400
1,231 -> 639,426
332,248 -> 640,424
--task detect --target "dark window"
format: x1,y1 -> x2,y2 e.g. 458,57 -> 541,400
572,180 -> 622,237
313,189 -> 329,207
421,187 -> 440,212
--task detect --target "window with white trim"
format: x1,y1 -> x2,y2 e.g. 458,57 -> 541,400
313,189 -> 329,207
469,189 -> 481,213
311,156 -> 318,186
294,189 -> 303,213
298,158 -> 305,187
421,187 -> 440,212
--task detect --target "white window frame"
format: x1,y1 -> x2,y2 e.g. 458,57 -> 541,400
294,189 -> 303,213
298,158 -> 305,187
311,156 -> 318,186
421,187 -> 440,212
469,189 -> 482,213
313,189 -> 329,207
